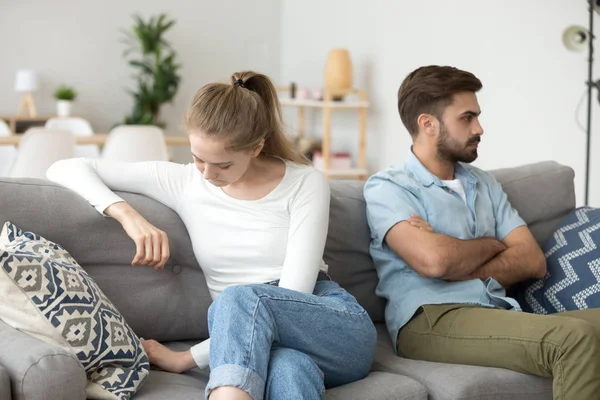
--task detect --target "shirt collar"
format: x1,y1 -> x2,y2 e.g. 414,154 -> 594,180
405,148 -> 475,187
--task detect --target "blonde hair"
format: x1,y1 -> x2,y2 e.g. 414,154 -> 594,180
186,71 -> 308,165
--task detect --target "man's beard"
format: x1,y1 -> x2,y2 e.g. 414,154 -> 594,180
436,122 -> 480,164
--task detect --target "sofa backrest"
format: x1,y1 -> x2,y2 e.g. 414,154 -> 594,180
0,179 -> 211,342
486,161 -> 575,246
0,161 -> 575,340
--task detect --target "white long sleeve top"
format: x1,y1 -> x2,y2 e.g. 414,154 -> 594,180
46,157 -> 330,369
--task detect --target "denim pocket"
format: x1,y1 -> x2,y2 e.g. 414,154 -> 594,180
313,281 -> 368,316
313,280 -> 345,297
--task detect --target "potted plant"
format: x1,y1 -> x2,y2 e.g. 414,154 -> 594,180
121,13 -> 181,126
53,85 -> 77,117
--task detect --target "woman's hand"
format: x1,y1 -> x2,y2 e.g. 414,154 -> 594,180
408,214 -> 434,232
105,202 -> 170,269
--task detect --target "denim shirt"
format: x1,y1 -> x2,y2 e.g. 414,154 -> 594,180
364,150 -> 524,349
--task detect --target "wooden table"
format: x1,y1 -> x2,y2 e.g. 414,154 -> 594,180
0,115 -> 55,133
0,134 -> 190,146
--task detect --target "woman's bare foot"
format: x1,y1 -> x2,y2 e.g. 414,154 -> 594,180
142,339 -> 195,374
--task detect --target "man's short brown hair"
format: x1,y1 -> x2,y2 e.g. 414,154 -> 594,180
397,66 -> 482,137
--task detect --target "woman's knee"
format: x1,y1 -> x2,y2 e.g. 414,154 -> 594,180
270,348 -> 321,375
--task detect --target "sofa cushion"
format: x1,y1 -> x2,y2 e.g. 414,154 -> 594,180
138,341 -> 427,400
324,371 -> 427,400
326,180 -> 386,323
0,364 -> 11,400
135,369 -> 427,400
517,207 -> 600,313
0,221 -> 149,399
488,161 -> 575,247
372,325 -> 552,400
134,368 -> 207,400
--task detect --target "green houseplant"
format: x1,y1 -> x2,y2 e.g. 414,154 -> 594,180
53,85 -> 78,117
122,13 -> 181,126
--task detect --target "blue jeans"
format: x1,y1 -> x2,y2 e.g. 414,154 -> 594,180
205,280 -> 377,400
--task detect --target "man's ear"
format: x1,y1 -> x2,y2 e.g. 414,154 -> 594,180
416,114 -> 438,137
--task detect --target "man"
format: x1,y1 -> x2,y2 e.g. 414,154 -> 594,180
364,65 -> 600,400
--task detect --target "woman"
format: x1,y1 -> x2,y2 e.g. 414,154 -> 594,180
47,71 -> 377,400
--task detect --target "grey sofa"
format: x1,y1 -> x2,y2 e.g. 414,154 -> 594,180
0,160 -> 574,399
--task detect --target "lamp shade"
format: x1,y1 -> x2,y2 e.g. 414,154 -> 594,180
563,25 -> 589,52
14,69 -> 39,92
324,49 -> 353,97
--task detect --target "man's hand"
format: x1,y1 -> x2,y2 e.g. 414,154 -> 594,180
408,214 -> 434,232
467,226 -> 546,286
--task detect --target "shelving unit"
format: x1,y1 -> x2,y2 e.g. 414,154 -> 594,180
278,88 -> 369,181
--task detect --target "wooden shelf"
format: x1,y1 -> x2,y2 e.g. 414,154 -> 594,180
277,87 -> 369,181
279,98 -> 370,109
321,168 -> 369,178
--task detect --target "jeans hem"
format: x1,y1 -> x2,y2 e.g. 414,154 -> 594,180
205,364 -> 265,400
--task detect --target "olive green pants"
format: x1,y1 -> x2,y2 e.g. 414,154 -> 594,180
397,305 -> 600,400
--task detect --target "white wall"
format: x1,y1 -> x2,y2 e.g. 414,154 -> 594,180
2,1 -> 597,205
0,0 -> 282,162
281,0 -> 596,206
280,0 -> 385,175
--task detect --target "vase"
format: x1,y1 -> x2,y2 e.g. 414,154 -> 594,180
56,100 -> 72,117
324,49 -> 353,100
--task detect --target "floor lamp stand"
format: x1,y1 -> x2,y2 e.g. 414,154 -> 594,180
584,0 -> 595,206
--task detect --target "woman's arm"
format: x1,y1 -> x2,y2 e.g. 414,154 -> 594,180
277,169 -> 331,294
46,158 -> 195,215
46,158 -> 196,269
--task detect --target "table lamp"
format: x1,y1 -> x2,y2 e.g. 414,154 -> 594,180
14,69 -> 39,118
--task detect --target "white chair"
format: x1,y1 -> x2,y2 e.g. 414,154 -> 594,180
45,117 -> 100,158
0,120 -> 17,176
101,125 -> 169,162
10,128 -> 75,179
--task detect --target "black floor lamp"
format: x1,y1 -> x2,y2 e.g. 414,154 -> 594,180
563,0 -> 600,206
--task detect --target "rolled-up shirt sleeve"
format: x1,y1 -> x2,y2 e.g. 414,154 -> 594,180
487,175 -> 526,240
364,174 -> 425,248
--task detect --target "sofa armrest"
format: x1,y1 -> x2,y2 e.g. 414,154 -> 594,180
0,363 -> 10,400
0,319 -> 87,400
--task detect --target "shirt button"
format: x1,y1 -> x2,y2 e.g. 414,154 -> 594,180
172,264 -> 182,274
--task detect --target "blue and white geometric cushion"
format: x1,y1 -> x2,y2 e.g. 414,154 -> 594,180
518,207 -> 600,314
0,221 -> 149,400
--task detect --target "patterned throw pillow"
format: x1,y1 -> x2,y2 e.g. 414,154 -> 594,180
0,221 -> 149,400
517,207 -> 600,314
